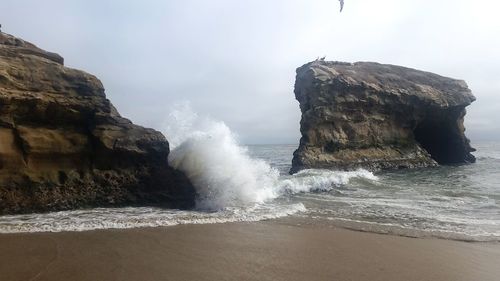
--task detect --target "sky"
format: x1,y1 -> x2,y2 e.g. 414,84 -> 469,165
1,0 -> 499,144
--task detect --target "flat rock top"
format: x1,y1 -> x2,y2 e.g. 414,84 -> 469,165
297,61 -> 476,107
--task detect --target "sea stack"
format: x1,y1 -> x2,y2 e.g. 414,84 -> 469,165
290,61 -> 476,174
0,32 -> 195,214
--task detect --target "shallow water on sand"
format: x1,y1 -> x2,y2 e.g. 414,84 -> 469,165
250,142 -> 500,241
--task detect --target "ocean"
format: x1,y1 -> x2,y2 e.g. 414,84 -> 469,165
0,106 -> 498,242
249,142 -> 500,242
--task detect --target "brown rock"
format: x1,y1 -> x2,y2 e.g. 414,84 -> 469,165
290,61 -> 476,174
0,32 -> 195,214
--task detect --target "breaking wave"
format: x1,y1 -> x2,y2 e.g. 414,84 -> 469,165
0,103 -> 379,233
163,102 -> 377,210
279,169 -> 378,194
163,103 -> 280,210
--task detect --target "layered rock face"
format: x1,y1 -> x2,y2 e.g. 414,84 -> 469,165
0,32 -> 195,214
291,61 -> 476,174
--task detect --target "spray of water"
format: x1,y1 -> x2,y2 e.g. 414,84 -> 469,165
163,102 -> 379,211
0,103 -> 380,233
163,103 -> 280,210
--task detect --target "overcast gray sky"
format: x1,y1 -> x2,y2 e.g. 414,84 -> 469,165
2,0 -> 499,144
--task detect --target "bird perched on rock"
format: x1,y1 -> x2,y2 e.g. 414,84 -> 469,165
339,0 -> 344,12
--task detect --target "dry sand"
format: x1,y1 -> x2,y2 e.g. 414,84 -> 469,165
1,221 -> 499,281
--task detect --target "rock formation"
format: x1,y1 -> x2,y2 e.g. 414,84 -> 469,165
0,32 -> 195,214
290,61 -> 476,174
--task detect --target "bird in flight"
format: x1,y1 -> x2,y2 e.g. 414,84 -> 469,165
339,0 -> 344,12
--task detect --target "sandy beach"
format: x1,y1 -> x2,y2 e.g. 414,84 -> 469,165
1,221 -> 499,281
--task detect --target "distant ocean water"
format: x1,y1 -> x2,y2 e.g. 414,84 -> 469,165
1,105 -> 498,242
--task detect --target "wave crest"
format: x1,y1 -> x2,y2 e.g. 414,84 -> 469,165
163,103 -> 378,210
164,103 -> 280,210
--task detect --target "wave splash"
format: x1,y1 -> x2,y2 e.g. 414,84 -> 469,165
163,103 -> 378,210
0,104 -> 380,233
163,103 -> 280,210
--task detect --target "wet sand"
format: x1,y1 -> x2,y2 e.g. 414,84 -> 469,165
1,222 -> 499,281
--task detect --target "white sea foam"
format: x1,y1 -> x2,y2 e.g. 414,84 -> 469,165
163,103 -> 379,210
0,104 -> 381,233
279,169 -> 378,194
0,203 -> 306,233
163,102 -> 280,210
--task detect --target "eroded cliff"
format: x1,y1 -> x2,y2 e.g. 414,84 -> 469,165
0,32 -> 195,214
291,61 -> 476,174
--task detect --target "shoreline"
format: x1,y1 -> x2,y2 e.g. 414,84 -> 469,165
2,212 -> 498,243
1,220 -> 499,281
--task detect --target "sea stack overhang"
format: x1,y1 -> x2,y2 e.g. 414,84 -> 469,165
290,61 -> 476,174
